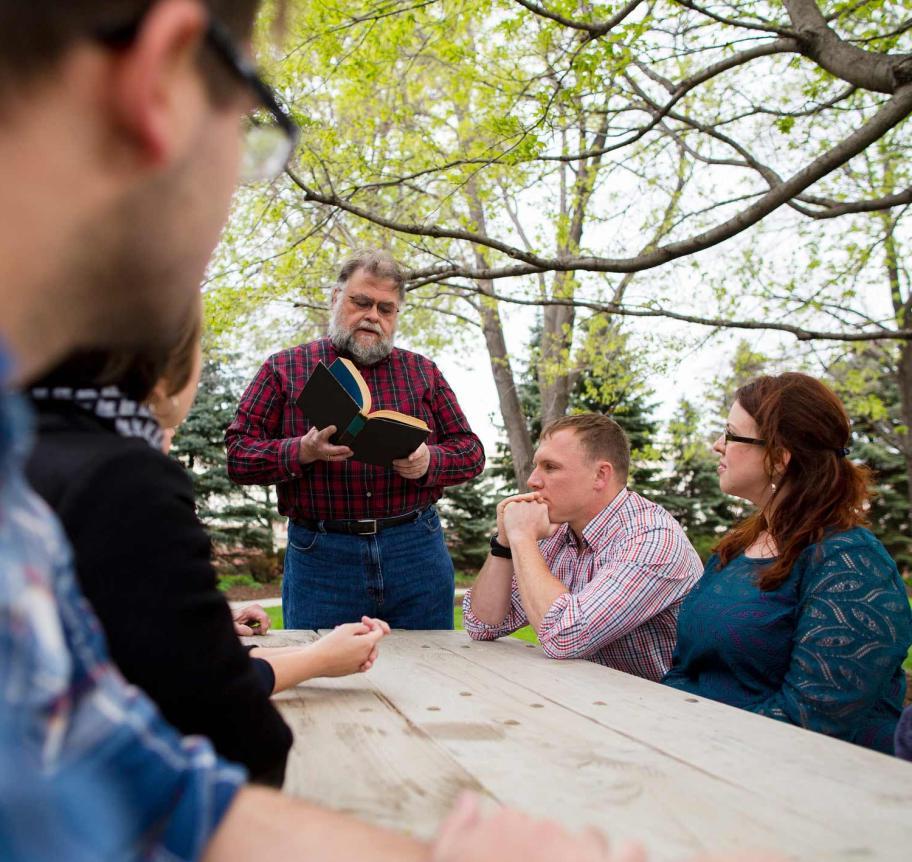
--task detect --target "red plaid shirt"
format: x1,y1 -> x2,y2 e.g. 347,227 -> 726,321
225,338 -> 485,521
463,489 -> 702,680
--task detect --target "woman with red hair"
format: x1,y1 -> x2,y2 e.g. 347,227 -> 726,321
663,372 -> 912,753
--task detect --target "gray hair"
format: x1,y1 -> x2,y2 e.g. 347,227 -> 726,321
336,249 -> 406,301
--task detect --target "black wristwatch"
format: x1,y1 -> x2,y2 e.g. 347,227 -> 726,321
489,533 -> 512,559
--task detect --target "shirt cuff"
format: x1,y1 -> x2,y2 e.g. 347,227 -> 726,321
539,592 -> 572,641
462,589 -> 511,638
280,437 -> 308,479
416,444 -> 442,487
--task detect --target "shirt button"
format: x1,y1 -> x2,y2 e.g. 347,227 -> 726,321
366,492 -> 372,497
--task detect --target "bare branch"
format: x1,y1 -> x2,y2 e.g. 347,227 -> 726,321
541,39 -> 800,163
791,185 -> 912,219
784,0 -> 912,93
294,81 -> 912,284
674,0 -> 795,36
411,283 -> 912,341
511,0 -> 645,39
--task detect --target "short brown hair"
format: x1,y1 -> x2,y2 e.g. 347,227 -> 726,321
541,413 -> 631,481
31,297 -> 202,403
0,1 -> 261,103
337,249 -> 407,301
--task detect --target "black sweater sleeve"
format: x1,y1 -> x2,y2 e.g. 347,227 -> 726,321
44,442 -> 292,786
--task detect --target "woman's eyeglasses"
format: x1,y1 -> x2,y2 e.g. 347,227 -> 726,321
720,430 -> 766,448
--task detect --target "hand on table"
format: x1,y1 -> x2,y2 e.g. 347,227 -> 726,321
432,793 -> 643,862
298,425 -> 353,465
233,603 -> 271,636
308,617 -> 389,676
392,443 -> 430,479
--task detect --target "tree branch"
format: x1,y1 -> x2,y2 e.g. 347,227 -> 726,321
784,0 -> 912,93
413,284 -> 912,341
511,0 -> 645,39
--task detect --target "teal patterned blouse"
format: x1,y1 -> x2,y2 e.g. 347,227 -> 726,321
663,527 -> 912,753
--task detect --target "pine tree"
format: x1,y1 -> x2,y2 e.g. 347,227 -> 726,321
827,348 -> 911,574
172,359 -> 280,571
492,319 -> 664,497
662,399 -> 740,560
437,470 -> 500,576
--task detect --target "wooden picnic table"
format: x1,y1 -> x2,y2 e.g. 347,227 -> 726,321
246,629 -> 912,861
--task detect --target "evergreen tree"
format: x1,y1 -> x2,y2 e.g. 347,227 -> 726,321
827,348 -> 911,574
662,399 -> 740,560
437,470 -> 500,576
493,319 -> 664,498
172,359 -> 279,568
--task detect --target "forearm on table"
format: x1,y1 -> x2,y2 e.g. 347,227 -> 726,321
510,536 -> 569,633
466,555 -> 515,627
204,786 -> 429,862
247,647 -> 323,694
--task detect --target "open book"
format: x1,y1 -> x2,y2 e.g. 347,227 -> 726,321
296,358 -> 430,467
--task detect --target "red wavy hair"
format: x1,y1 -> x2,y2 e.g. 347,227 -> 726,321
714,372 -> 872,590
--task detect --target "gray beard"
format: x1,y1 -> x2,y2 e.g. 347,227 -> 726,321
327,319 -> 395,365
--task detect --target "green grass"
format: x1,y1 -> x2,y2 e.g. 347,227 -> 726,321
217,573 -> 258,592
262,604 -> 538,644
265,605 -> 284,630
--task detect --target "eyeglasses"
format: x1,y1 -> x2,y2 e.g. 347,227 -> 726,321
720,430 -> 766,448
95,16 -> 300,184
347,294 -> 400,318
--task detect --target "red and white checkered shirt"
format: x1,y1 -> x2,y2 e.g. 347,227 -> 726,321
463,488 -> 702,680
225,338 -> 484,520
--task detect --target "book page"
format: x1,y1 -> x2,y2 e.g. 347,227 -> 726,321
330,357 -> 372,413
369,409 -> 429,430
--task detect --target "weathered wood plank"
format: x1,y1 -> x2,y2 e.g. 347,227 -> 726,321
245,630 -> 485,838
240,629 -> 320,649
260,630 -> 910,861
394,632 -> 912,860
272,674 -> 486,839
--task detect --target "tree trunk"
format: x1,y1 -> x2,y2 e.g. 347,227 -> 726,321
538,286 -> 576,427
464,187 -> 535,488
478,286 -> 535,488
896,339 -> 912,545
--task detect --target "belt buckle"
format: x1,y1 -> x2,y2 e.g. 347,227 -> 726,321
355,519 -> 378,536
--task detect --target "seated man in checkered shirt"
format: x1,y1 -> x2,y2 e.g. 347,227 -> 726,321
463,413 -> 702,681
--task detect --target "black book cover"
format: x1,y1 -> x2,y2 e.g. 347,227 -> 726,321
296,361 -> 429,467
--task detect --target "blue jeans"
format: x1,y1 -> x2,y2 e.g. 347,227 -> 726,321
282,506 -> 455,630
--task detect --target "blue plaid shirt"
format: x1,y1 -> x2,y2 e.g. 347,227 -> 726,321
0,351 -> 245,861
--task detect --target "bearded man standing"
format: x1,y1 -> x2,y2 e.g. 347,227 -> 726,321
227,249 -> 484,629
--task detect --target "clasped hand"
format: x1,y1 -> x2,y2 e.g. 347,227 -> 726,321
496,493 -> 555,546
308,616 -> 391,676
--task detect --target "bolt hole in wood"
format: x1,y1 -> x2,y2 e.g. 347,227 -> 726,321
530,703 -> 544,709
685,698 -> 699,703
